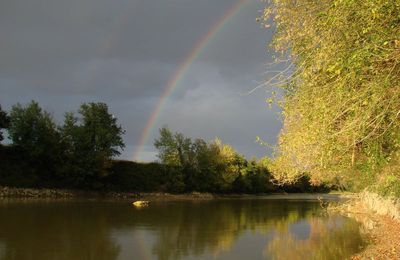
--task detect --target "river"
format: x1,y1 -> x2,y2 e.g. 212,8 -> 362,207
0,197 -> 364,259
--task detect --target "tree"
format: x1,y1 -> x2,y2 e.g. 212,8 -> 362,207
216,140 -> 246,186
263,0 -> 400,192
78,103 -> 125,158
8,101 -> 60,159
154,128 -> 249,192
0,105 -> 9,143
8,101 -> 62,184
154,127 -> 196,190
191,138 -> 223,191
60,102 -> 125,187
154,127 -> 193,168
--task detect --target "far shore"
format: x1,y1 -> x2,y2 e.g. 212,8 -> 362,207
0,186 -> 354,201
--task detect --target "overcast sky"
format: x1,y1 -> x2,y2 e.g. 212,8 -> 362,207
0,0 -> 282,162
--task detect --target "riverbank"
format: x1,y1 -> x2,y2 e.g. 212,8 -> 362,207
0,186 -> 353,201
0,186 -> 145,199
330,191 -> 400,259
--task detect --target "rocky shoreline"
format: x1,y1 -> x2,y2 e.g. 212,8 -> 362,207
0,186 -> 143,199
0,186 -> 353,201
0,186 -> 218,200
0,186 -> 75,198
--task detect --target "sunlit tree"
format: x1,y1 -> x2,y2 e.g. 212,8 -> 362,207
263,0 -> 400,192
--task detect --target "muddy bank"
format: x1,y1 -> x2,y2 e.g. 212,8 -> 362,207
331,191 -> 400,259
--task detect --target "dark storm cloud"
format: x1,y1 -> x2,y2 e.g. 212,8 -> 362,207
143,62 -> 282,161
0,0 -> 280,161
0,0 -> 255,67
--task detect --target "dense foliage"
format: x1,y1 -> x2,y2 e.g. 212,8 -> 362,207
1,101 -> 125,188
59,103 -> 125,187
153,127 -> 322,193
263,0 -> 400,194
0,101 -> 327,193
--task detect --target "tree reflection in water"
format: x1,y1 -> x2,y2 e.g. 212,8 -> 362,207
0,199 -> 363,260
146,200 -> 363,260
0,200 -> 120,260
265,216 -> 364,260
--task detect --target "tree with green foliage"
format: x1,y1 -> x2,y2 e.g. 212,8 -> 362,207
8,101 -> 60,160
0,101 -> 126,188
243,159 -> 268,193
213,139 -> 246,188
154,127 -> 193,167
60,103 -> 125,187
154,127 -> 275,193
0,105 -> 9,143
8,101 -> 62,184
155,127 -> 198,191
262,0 -> 400,194
191,138 -> 227,191
78,103 -> 125,158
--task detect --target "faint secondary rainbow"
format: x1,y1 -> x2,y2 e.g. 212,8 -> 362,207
133,0 -> 250,161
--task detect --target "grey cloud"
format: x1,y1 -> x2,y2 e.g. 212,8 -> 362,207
142,62 -> 282,161
0,0 -> 281,161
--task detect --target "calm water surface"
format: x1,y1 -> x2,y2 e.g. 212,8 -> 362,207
0,198 -> 364,260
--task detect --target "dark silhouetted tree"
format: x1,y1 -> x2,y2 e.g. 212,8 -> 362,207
8,101 -> 62,184
60,102 -> 125,187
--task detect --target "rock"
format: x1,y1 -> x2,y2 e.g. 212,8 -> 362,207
132,201 -> 150,208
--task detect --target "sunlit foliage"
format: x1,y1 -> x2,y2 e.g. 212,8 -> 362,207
263,0 -> 400,193
154,127 -> 276,193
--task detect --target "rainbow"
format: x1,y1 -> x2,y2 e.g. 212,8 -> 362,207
133,0 -> 250,161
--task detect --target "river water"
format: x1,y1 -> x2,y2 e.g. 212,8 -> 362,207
0,197 -> 364,260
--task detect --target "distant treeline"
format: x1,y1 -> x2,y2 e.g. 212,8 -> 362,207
0,101 -> 327,193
